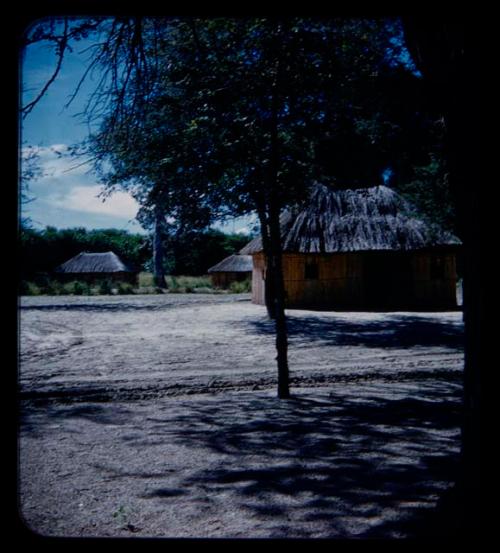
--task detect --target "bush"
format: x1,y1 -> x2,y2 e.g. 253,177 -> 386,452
229,279 -> 252,293
138,272 -> 155,287
166,275 -> 213,291
45,279 -> 65,295
98,279 -> 113,295
117,282 -> 135,295
66,281 -> 91,295
19,281 -> 41,296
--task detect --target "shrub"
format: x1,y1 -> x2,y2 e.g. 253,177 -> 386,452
19,281 -> 41,295
167,275 -> 213,291
166,275 -> 178,290
117,282 -> 135,295
229,279 -> 252,293
98,279 -> 113,295
68,281 -> 91,295
138,271 -> 155,287
45,279 -> 65,295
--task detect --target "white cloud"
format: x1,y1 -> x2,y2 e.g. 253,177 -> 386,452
23,143 -> 92,179
49,185 -> 140,219
235,226 -> 252,235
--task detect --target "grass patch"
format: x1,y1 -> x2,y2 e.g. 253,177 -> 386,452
166,275 -> 213,292
20,272 -> 250,296
138,271 -> 155,287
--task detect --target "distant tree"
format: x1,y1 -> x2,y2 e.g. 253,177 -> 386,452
19,225 -> 149,280
170,229 -> 251,276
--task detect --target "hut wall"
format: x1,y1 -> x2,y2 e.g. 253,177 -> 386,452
251,252 -> 365,308
251,249 -> 458,310
251,253 -> 267,304
411,251 -> 458,309
211,271 -> 250,288
281,253 -> 364,309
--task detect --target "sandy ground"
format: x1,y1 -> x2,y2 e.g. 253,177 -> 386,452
18,293 -> 464,539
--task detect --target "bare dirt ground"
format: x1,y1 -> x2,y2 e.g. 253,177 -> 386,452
18,293 -> 464,539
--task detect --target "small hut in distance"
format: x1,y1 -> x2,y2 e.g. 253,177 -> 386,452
208,254 -> 252,288
55,251 -> 138,284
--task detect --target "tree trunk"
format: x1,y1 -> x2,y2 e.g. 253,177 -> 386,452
267,206 -> 290,399
445,87 -> 481,537
267,41 -> 290,399
153,205 -> 166,289
402,20 -> 481,536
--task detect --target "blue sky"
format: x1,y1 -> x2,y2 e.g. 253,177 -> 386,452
20,21 -> 255,236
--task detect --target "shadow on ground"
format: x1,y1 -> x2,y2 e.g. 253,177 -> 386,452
19,307 -> 464,538
23,384 -> 463,538
166,391 -> 462,537
243,312 -> 464,350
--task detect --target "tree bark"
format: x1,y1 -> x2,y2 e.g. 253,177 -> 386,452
402,20 -> 481,536
267,38 -> 290,399
153,205 -> 166,289
267,205 -> 290,399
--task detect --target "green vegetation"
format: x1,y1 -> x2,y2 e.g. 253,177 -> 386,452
229,279 -> 252,293
19,226 -> 253,296
19,272 -> 247,296
19,226 -> 148,281
20,226 -> 251,279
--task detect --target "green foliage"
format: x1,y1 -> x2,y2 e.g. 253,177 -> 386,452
84,18 -> 436,235
20,277 -> 139,296
229,278 -> 252,293
19,225 -> 250,282
393,155 -> 456,233
137,271 -> 155,287
169,229 -> 251,276
98,279 -> 114,295
66,280 -> 91,295
165,275 -> 213,293
117,282 -> 135,295
19,226 -> 150,280
19,281 -> 42,296
45,279 -> 65,296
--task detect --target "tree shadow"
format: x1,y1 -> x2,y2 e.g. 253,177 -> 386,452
134,389 -> 462,538
244,313 -> 464,350
19,402 -> 135,435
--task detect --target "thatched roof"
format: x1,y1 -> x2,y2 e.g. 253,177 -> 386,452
208,254 -> 253,273
240,184 -> 461,255
56,251 -> 134,274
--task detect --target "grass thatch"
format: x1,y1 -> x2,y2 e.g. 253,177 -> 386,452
56,251 -> 134,274
207,254 -> 253,273
240,184 -> 461,254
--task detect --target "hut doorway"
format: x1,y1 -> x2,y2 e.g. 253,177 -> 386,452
364,253 -> 414,310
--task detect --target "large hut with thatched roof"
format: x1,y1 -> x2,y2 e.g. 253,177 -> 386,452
240,184 -> 461,310
55,251 -> 138,284
207,254 -> 253,288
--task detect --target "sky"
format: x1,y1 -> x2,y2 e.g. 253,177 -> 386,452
19,20 -> 256,236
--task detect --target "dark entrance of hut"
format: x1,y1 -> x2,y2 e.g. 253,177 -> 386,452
363,252 -> 414,310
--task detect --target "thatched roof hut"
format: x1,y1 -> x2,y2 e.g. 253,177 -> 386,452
240,184 -> 460,255
208,254 -> 252,288
208,254 -> 253,273
55,251 -> 137,282
242,184 -> 461,310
